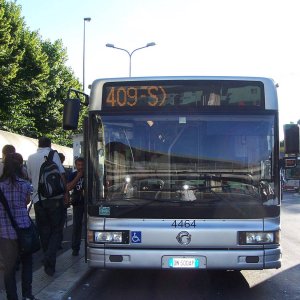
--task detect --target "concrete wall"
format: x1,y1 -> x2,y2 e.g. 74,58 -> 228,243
0,130 -> 73,167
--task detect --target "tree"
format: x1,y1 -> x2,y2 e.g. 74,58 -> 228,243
0,0 -> 24,85
0,0 -> 49,135
0,0 -> 85,146
37,39 -> 84,146
8,28 -> 50,136
0,0 -> 26,125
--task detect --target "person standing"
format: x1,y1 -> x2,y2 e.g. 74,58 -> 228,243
67,157 -> 84,256
27,137 -> 66,276
58,152 -> 70,250
0,153 -> 38,300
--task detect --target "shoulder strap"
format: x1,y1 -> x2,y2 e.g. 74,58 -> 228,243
47,150 -> 56,162
0,187 -> 18,230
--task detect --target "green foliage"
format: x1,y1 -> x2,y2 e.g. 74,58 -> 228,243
0,0 -> 24,84
0,0 -> 85,147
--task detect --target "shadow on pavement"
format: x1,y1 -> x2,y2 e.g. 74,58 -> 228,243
70,263 -> 300,300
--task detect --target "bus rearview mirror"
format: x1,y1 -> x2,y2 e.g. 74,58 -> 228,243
63,98 -> 81,130
283,124 -> 300,154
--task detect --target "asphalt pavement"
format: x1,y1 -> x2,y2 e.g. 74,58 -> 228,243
1,192 -> 299,299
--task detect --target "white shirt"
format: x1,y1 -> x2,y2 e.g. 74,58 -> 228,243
27,147 -> 65,203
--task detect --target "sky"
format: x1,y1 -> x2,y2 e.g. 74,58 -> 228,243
16,0 -> 300,139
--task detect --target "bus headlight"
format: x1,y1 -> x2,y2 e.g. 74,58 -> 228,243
239,231 -> 280,245
88,230 -> 129,244
96,232 -> 122,243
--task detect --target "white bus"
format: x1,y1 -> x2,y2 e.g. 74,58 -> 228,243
64,76 -> 281,270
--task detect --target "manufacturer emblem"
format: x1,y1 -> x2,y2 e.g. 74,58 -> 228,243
176,231 -> 191,245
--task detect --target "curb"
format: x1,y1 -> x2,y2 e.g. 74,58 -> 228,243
35,251 -> 90,300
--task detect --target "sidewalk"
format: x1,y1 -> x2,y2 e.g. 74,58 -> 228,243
34,249 -> 90,300
0,248 -> 90,300
0,207 -> 91,300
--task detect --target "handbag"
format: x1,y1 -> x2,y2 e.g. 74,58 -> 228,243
0,188 -> 41,255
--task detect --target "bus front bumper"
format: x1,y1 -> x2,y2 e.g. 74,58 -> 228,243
87,247 -> 281,270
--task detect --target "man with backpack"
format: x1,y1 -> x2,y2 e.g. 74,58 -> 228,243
27,137 -> 67,276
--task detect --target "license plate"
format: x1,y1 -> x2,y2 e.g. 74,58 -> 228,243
169,257 -> 200,268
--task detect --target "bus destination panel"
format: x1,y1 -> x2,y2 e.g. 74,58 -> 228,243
102,80 -> 265,110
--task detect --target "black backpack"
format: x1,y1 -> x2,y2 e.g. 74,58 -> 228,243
38,150 -> 65,200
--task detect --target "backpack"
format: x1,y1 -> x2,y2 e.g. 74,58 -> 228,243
38,150 -> 65,200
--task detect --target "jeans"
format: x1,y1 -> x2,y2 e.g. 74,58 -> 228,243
34,197 -> 65,271
72,204 -> 84,252
0,238 -> 33,300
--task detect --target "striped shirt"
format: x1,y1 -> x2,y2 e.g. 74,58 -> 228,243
0,178 -> 32,239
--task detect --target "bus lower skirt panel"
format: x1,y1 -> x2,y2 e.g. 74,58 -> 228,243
87,247 -> 281,270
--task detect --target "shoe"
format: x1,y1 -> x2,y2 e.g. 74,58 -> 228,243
43,258 -> 55,276
72,250 -> 79,256
22,296 -> 39,300
44,265 -> 55,276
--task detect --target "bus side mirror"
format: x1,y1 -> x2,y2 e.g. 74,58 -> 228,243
63,98 -> 81,130
283,124 -> 300,154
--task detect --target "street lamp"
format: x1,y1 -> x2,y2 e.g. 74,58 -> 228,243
83,17 -> 91,92
106,42 -> 156,77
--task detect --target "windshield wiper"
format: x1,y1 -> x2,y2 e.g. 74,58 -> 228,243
109,197 -> 182,217
202,183 -> 258,195
173,172 -> 259,185
189,183 -> 260,202
190,184 -> 230,191
187,185 -> 247,215
106,196 -> 182,206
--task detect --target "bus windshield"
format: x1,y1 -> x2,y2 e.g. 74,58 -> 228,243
91,113 -> 277,205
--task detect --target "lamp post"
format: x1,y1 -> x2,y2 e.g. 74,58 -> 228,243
83,17 -> 91,92
106,42 -> 156,77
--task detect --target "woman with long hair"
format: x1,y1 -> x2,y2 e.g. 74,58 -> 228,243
0,153 -> 38,300
0,144 -> 16,177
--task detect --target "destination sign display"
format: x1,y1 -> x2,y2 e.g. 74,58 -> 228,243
105,85 -> 167,108
102,80 -> 264,110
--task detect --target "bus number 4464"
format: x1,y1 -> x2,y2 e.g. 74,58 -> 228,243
171,220 -> 196,228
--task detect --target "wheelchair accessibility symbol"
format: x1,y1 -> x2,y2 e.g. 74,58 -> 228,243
131,231 -> 142,243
